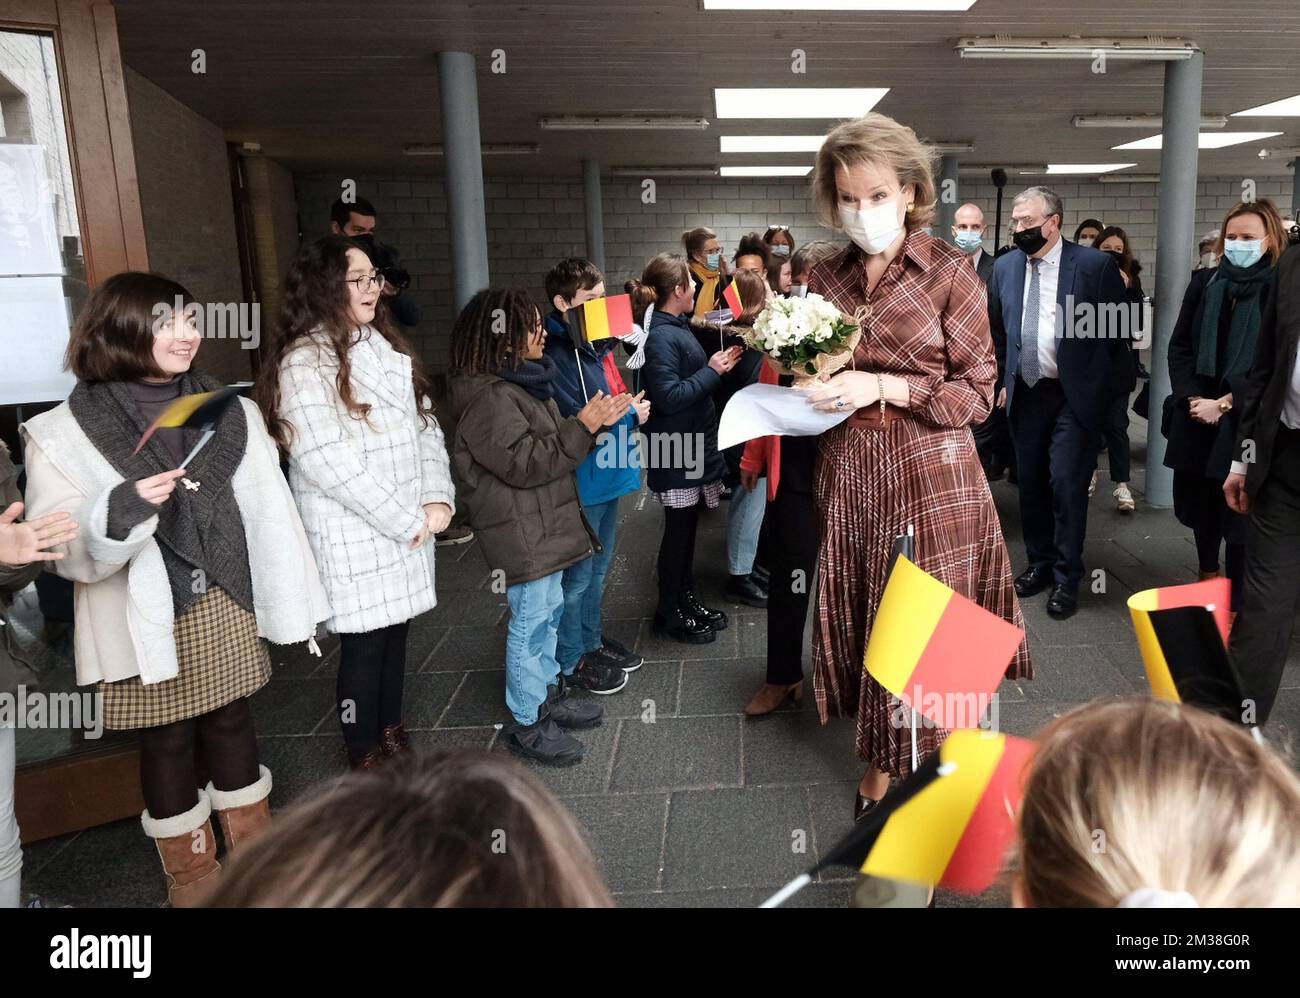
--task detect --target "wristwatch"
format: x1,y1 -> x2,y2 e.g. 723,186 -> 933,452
1218,399 -> 1233,414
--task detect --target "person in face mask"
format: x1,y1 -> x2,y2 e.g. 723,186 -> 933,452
763,225 -> 796,262
798,113 -> 1032,834
987,187 -> 1129,621
1073,219 -> 1105,249
1093,226 -> 1144,513
683,225 -> 732,320
1196,231 -> 1221,271
1165,199 -> 1286,621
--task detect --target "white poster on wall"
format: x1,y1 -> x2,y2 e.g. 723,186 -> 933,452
0,144 -> 63,276
0,276 -> 75,404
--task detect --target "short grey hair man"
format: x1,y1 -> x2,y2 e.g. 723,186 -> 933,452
1012,186 -> 1064,224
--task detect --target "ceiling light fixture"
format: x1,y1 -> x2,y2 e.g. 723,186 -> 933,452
714,88 -> 888,118
1019,163 -> 1138,175
957,37 -> 1199,60
1112,131 -> 1283,151
720,135 -> 825,153
538,116 -> 710,131
1071,114 -> 1227,129
720,165 -> 814,177
1233,94 -> 1300,117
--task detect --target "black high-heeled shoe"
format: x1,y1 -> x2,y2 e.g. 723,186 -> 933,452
681,591 -> 728,631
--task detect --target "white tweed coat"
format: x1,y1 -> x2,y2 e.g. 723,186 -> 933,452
279,326 -> 455,634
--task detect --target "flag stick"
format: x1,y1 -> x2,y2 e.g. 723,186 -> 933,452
179,428 -> 216,469
760,873 -> 812,909
1251,726 -> 1265,746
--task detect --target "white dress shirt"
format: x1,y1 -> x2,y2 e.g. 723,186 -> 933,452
1230,346 -> 1300,476
1022,237 -> 1063,380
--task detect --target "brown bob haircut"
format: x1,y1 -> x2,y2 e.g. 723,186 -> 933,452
1216,198 -> 1288,265
65,271 -> 196,383
812,112 -> 938,231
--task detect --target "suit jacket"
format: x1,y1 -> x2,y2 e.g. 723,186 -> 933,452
1235,242 -> 1300,495
974,248 -> 995,287
987,239 -> 1129,432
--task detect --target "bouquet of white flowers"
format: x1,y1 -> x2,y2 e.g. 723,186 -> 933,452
743,293 -> 860,383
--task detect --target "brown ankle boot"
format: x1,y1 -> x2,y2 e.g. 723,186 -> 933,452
208,765 -> 273,854
744,681 -> 804,716
380,722 -> 412,757
142,790 -> 221,908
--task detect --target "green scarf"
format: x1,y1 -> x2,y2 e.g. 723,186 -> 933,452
1195,257 -> 1273,381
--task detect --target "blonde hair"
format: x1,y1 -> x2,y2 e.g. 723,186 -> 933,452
812,113 -> 938,231
1216,198 -> 1287,264
204,751 -> 614,908
1016,698 -> 1300,908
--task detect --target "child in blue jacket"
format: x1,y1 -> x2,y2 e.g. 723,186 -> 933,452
543,259 -> 649,691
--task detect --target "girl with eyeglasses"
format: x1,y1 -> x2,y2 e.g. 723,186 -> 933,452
257,235 -> 456,771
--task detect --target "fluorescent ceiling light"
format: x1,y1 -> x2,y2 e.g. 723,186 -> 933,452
720,135 -> 825,153
957,37 -> 1198,60
926,142 -> 976,154
1112,131 -> 1283,151
1234,93 -> 1300,117
1028,163 -> 1138,175
714,88 -> 887,119
538,116 -> 709,131
703,1 -> 975,8
609,166 -> 720,177
402,143 -> 539,155
720,165 -> 814,177
1072,114 -> 1227,129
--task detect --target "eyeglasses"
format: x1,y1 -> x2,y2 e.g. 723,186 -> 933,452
344,271 -> 385,292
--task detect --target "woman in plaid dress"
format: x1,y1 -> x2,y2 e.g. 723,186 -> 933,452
22,273 -> 330,905
800,115 -> 1032,819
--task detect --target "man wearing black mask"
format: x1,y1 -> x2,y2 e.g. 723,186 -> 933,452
987,187 -> 1129,619
329,197 -> 421,329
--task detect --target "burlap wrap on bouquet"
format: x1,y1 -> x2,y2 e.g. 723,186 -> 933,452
770,328 -> 862,386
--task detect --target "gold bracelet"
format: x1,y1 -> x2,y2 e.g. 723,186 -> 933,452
877,373 -> 886,418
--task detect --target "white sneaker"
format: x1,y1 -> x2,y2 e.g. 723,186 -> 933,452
1088,470 -> 1098,497
1114,483 -> 1135,512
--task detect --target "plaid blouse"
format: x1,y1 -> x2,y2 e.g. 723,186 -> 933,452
810,230 -> 997,427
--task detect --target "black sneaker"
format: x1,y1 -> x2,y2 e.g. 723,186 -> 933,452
507,708 -> 584,765
546,678 -> 605,728
568,654 -> 629,695
596,635 -> 643,673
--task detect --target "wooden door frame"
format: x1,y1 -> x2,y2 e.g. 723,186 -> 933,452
5,0 -> 150,842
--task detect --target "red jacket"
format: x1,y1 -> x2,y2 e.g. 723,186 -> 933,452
739,360 -> 781,501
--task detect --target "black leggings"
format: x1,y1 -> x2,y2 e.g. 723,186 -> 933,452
138,698 -> 260,821
1192,525 -> 1245,610
336,621 -> 411,763
657,505 -> 701,616
765,489 -> 819,685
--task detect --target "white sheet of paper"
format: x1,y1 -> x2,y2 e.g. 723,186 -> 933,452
717,382 -> 852,450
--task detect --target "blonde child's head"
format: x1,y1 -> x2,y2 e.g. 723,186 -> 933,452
1015,697 -> 1300,908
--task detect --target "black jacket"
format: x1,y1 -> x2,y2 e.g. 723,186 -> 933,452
1236,243 -> 1300,495
641,310 -> 728,492
690,321 -> 764,480
449,373 -> 599,585
1164,268 -> 1256,478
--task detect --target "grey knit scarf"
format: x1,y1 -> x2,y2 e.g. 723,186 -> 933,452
67,374 -> 254,616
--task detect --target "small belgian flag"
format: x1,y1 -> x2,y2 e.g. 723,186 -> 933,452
564,294 -> 635,348
722,281 -> 745,319
132,386 -> 242,464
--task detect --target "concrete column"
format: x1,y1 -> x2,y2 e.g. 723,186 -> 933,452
1144,52 -> 1203,507
935,154 -> 960,244
436,51 -> 489,311
582,159 -> 606,272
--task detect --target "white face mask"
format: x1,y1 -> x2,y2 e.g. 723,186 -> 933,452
839,196 -> 904,255
1200,252 -> 1218,268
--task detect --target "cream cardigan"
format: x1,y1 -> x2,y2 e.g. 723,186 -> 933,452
20,397 -> 330,686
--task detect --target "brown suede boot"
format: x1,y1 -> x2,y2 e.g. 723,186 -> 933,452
208,765 -> 273,854
744,681 -> 804,717
142,789 -> 221,908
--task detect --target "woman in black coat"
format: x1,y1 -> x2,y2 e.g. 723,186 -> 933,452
1094,226 -> 1144,511
628,253 -> 742,644
1164,201 -> 1285,611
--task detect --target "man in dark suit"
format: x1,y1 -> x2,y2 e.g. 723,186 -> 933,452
1224,240 -> 1300,722
988,186 -> 1129,619
955,202 -> 1013,481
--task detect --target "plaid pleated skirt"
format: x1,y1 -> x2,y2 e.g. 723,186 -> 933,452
811,417 -> 1033,778
101,585 -> 271,730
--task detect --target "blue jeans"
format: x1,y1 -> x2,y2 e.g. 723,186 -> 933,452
557,498 -> 619,674
727,478 -> 766,575
505,572 -> 565,726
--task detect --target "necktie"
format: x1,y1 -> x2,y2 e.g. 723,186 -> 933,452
1021,258 -> 1042,387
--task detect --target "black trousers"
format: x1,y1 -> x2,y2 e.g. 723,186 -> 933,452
657,505 -> 701,616
973,403 -> 1015,476
764,486 -> 819,685
337,620 -> 411,763
1009,376 -> 1096,590
1099,390 -> 1132,484
1228,427 -> 1300,724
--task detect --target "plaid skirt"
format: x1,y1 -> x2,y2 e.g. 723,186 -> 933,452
101,585 -> 271,730
651,480 -> 724,510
